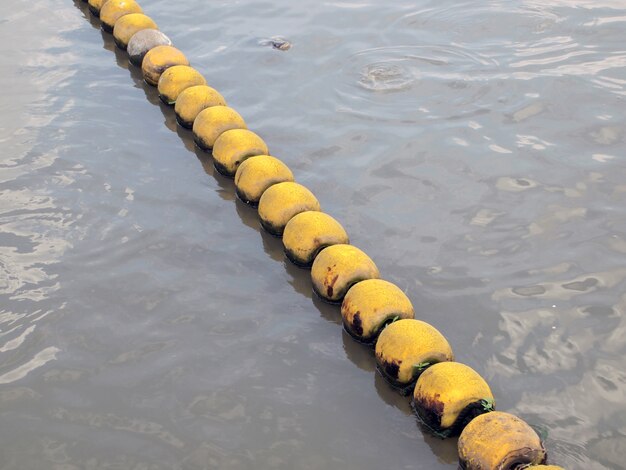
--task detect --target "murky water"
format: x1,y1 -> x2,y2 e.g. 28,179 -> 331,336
1,0 -> 625,468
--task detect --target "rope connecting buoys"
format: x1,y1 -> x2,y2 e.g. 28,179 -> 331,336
412,362 -> 494,438
212,129 -> 269,177
282,211 -> 349,267
458,411 -> 547,470
174,85 -> 226,129
127,29 -> 172,66
257,182 -> 320,235
375,319 -> 453,394
141,45 -> 189,86
192,105 -> 247,151
234,155 -> 294,205
310,244 -> 379,302
112,13 -> 157,49
100,0 -> 143,33
76,2 -> 567,467
157,65 -> 206,105
341,279 -> 414,344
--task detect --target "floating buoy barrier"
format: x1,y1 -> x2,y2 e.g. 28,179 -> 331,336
192,105 -> 247,151
75,1 -> 567,467
233,155 -> 294,205
112,13 -> 157,50
341,279 -> 413,344
257,182 -> 320,235
157,65 -> 206,105
100,0 -> 143,33
282,211 -> 350,267
174,85 -> 226,129
375,319 -> 453,394
212,129 -> 269,177
310,244 -> 379,302
412,362 -> 494,438
141,45 -> 189,86
458,411 -> 547,470
127,29 -> 172,66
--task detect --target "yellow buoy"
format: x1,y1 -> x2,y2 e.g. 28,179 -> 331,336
100,0 -> 143,33
257,182 -> 320,236
127,29 -> 172,66
458,411 -> 547,470
157,65 -> 206,105
341,279 -> 413,344
234,155 -> 294,205
375,319 -> 453,393
413,362 -> 494,437
174,85 -> 226,129
142,45 -> 189,87
283,211 -> 349,267
88,0 -> 108,17
192,106 -> 247,151
112,13 -> 157,50
310,244 -> 379,303
212,129 -> 269,177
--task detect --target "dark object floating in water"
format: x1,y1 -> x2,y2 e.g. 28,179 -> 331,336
258,36 -> 292,51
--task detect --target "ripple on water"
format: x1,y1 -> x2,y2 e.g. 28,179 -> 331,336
335,44 -> 500,122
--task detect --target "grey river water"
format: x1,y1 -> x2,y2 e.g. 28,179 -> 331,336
1,0 -> 625,468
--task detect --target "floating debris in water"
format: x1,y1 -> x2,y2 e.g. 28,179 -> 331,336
258,36 -> 292,51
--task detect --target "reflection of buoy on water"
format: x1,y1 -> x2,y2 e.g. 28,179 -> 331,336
375,318 -> 453,395
412,362 -> 494,438
341,279 -> 413,344
458,411 -> 547,470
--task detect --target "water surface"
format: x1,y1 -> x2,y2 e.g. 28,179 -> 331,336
0,0 -> 625,468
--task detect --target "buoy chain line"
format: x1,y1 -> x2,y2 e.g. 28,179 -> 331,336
76,1 -> 565,469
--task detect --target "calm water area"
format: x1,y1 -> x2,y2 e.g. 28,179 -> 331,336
1,0 -> 625,468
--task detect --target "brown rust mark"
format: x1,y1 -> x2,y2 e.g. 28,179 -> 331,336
381,359 -> 402,380
351,311 -> 363,336
326,273 -> 339,299
415,392 -> 445,430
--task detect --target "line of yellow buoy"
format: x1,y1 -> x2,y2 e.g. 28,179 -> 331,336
78,1 -> 565,468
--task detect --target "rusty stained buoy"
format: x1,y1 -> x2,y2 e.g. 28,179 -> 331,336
458,411 -> 547,470
341,279 -> 413,344
413,362 -> 494,438
310,244 -> 380,303
375,318 -> 454,395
